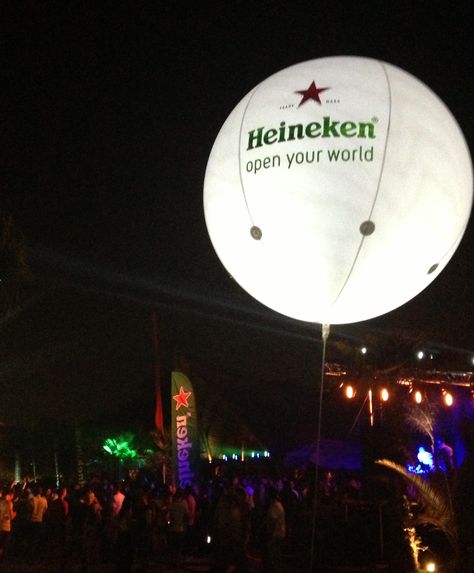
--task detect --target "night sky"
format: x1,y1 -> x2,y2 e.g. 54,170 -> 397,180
1,2 -> 473,427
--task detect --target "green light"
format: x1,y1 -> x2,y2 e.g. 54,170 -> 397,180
102,435 -> 137,460
215,447 -> 270,460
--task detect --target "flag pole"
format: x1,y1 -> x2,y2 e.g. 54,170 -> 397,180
151,311 -> 165,483
152,310 -> 164,435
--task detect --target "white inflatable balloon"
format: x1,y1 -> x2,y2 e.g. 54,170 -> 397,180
203,56 -> 472,324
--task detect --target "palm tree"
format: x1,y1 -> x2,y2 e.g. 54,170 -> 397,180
376,458 -> 458,572
150,427 -> 172,483
404,402 -> 438,458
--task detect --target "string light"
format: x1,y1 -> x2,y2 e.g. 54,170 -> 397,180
332,352 -> 473,408
345,385 -> 356,399
443,390 -> 454,407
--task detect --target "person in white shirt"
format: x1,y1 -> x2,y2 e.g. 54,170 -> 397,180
111,483 -> 125,518
0,488 -> 16,561
31,487 -> 48,523
30,487 -> 48,560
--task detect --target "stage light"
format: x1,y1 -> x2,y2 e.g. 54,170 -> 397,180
426,562 -> 436,572
345,385 -> 355,399
360,347 -> 367,355
417,446 -> 434,469
417,351 -> 425,360
368,389 -> 374,427
443,390 -> 454,407
381,388 -> 389,401
414,390 -> 423,404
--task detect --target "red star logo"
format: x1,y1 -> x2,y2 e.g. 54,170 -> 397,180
173,386 -> 192,410
295,81 -> 330,106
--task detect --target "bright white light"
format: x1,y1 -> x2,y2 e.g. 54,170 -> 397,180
204,56 -> 473,325
417,351 -> 425,360
426,561 -> 436,572
360,346 -> 368,355
381,388 -> 389,402
206,535 -> 212,544
417,446 -> 434,468
414,391 -> 423,404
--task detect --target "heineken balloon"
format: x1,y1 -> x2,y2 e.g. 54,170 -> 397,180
203,56 -> 472,324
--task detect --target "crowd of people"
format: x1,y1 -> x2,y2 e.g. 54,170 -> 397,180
0,467 -> 379,573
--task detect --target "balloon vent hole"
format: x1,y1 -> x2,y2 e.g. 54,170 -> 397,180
250,226 -> 262,240
359,221 -> 375,236
428,264 -> 439,274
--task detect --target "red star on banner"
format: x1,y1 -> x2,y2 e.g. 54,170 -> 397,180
172,386 -> 192,410
295,81 -> 330,106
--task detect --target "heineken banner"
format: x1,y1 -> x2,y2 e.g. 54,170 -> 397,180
171,370 -> 200,488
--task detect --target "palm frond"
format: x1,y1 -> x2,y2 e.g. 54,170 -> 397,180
375,459 -> 457,549
403,405 -> 436,447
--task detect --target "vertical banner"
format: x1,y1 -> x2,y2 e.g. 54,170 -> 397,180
171,370 -> 200,488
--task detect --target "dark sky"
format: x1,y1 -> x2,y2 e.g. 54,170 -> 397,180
0,2 -> 473,426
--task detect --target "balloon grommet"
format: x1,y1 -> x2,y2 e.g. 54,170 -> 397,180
359,221 -> 375,236
250,226 -> 262,240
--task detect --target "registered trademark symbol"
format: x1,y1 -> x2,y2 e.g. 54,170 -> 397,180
372,116 -> 379,123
